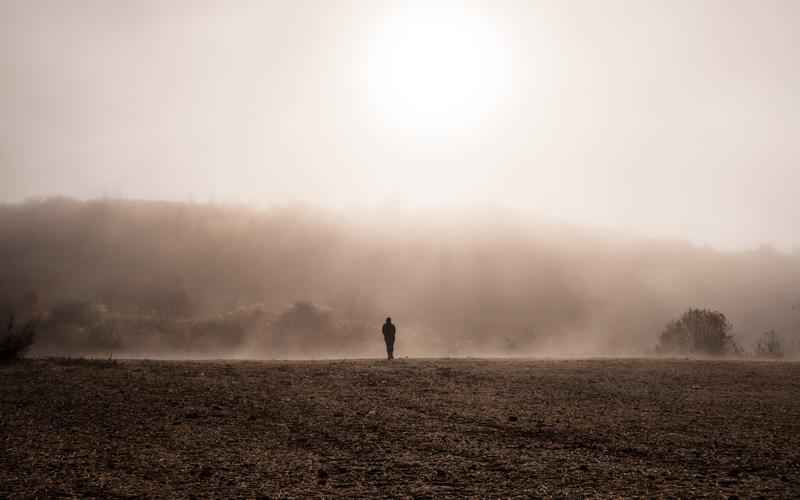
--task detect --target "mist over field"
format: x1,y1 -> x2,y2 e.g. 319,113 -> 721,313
2,1 -> 798,360
4,2 -> 800,497
2,198 -> 798,358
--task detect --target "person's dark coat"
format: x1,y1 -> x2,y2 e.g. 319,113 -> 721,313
382,319 -> 396,359
382,321 -> 396,341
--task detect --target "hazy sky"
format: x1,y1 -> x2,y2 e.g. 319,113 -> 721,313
2,0 -> 798,250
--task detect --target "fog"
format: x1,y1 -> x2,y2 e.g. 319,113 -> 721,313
2,0 -> 799,251
2,199 -> 798,358
1,2 -> 799,357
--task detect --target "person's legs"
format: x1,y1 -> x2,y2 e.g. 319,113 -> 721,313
385,337 -> 394,360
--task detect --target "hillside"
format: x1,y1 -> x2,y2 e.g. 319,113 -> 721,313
1,198 -> 798,357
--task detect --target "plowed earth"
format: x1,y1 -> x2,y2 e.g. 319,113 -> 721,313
1,358 -> 799,498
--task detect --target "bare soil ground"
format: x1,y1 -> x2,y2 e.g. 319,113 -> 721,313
2,358 -> 799,498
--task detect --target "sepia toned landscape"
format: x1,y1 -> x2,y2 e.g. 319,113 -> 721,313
2,199 -> 800,362
2,358 -> 799,498
3,0 -> 799,497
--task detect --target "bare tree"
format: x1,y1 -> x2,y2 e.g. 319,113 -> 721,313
755,330 -> 784,359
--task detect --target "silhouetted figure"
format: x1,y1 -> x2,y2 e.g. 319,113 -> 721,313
382,317 -> 396,360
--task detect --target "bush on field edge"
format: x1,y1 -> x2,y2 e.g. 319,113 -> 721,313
0,313 -> 37,362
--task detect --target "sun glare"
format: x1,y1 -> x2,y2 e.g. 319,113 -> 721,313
366,5 -> 512,135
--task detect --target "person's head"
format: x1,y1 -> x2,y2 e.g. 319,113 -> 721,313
385,317 -> 392,323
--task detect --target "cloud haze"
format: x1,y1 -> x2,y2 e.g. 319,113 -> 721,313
2,0 -> 799,250
2,199 -> 799,358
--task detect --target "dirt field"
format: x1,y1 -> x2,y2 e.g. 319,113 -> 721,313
1,358 -> 799,498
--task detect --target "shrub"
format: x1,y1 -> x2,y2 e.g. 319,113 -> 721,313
657,308 -> 740,356
48,300 -> 105,326
755,330 -> 784,359
0,313 -> 37,362
270,301 -> 336,355
38,300 -> 110,352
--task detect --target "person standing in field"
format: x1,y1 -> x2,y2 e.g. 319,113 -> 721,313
382,317 -> 396,360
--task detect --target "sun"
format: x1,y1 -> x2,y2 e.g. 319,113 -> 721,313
366,5 -> 512,135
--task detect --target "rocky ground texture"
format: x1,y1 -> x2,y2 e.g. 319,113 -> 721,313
1,358 -> 799,498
